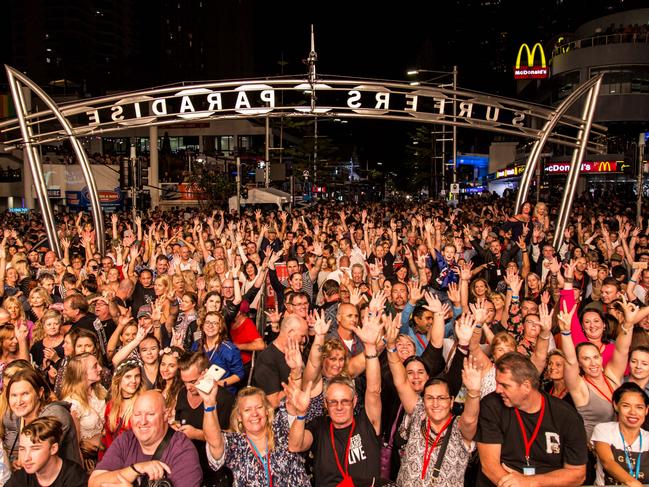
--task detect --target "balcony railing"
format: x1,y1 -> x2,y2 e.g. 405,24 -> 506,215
553,32 -> 649,56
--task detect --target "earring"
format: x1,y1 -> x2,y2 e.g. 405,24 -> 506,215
238,420 -> 243,431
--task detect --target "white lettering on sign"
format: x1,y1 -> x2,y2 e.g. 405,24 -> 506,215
78,83 -> 549,137
110,105 -> 124,122
347,90 -> 362,108
151,99 -> 168,116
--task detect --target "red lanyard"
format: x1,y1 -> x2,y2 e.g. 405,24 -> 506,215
415,333 -> 427,350
330,419 -> 355,480
514,395 -> 545,466
421,415 -> 453,479
246,436 -> 273,487
584,376 -> 614,403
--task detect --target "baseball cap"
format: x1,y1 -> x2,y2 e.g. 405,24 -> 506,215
610,253 -> 623,262
137,305 -> 152,319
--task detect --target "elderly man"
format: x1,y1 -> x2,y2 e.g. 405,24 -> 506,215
89,390 -> 202,487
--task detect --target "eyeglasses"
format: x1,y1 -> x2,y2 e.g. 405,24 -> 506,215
204,321 -> 220,327
292,301 -> 309,307
325,399 -> 353,408
222,286 -> 233,290
424,395 -> 451,404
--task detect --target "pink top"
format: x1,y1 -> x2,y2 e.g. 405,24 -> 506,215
559,289 -> 614,367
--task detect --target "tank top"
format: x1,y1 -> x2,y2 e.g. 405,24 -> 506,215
576,378 -> 616,441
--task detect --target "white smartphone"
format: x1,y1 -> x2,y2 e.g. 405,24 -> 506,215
195,364 -> 226,394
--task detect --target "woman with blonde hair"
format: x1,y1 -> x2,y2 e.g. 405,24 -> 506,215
181,269 -> 197,293
60,352 -> 107,472
29,309 -> 65,378
101,360 -> 142,454
201,384 -> 310,486
0,324 -> 29,383
153,275 -> 176,331
2,296 -> 34,338
26,287 -> 53,334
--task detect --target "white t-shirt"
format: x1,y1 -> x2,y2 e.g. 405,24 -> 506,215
591,421 -> 649,486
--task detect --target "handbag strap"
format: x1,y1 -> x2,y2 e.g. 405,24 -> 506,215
387,404 -> 403,447
431,416 -> 456,481
152,428 -> 175,462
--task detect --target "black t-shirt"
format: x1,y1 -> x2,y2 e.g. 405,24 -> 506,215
306,409 -> 381,487
6,458 -> 87,487
475,391 -> 588,487
175,386 -> 234,482
131,282 -> 156,317
251,343 -> 290,396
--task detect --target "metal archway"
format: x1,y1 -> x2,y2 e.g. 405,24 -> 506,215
6,66 -> 105,257
1,70 -> 608,256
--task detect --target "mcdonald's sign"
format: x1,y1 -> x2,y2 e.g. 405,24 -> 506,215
514,43 -> 549,80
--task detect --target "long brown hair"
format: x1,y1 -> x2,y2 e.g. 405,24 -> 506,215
108,360 -> 142,432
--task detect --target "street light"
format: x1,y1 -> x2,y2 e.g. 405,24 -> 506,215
407,66 -> 458,197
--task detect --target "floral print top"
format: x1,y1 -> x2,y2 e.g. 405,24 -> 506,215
206,405 -> 310,487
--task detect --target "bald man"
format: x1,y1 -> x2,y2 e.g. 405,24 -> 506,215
90,390 -> 202,487
252,314 -> 309,408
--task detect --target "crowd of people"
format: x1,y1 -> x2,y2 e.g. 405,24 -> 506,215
0,190 -> 647,486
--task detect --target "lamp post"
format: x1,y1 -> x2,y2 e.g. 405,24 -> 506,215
407,67 -> 458,198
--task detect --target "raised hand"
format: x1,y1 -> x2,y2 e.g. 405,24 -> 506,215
353,312 -> 384,346
409,284 -> 424,304
540,290 -> 550,305
462,355 -> 483,393
384,314 -> 400,349
368,290 -> 387,315
284,337 -> 304,371
585,262 -> 599,280
312,309 -> 332,336
349,287 -> 364,306
264,304 -> 282,325
423,291 -> 443,314
539,302 -> 552,334
454,314 -> 476,346
557,301 -> 577,332
282,379 -> 313,416
469,299 -> 488,324
460,261 -> 473,281
447,282 -> 461,305
562,259 -> 576,279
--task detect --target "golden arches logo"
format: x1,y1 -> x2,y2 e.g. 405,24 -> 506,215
516,43 -> 546,69
514,43 -> 548,79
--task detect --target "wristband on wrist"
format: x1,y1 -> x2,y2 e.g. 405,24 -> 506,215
387,347 -> 397,353
458,343 -> 469,351
475,324 -> 483,329
511,295 -> 519,300
467,390 -> 481,399
365,352 -> 379,359
204,405 -> 216,412
296,414 -> 306,420
539,333 -> 551,340
130,464 -> 142,475
630,279 -> 637,283
561,331 -> 572,336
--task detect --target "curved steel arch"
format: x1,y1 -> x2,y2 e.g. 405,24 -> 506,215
0,76 -> 607,152
1,69 -> 609,257
5,66 -> 106,256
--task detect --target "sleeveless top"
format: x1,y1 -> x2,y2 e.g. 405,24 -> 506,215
576,378 -> 616,441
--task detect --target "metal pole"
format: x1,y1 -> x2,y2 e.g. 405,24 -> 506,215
452,65 -> 458,185
5,66 -> 106,255
514,74 -> 604,214
265,116 -> 270,188
441,125 -> 447,196
6,69 -> 61,258
236,156 -> 241,214
130,140 -> 137,223
290,175 -> 294,211
638,133 -> 646,225
553,77 -> 602,250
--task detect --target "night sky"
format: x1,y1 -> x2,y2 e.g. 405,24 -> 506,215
2,0 -> 644,173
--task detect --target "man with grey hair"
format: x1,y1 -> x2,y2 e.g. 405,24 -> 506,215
252,314 -> 308,408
